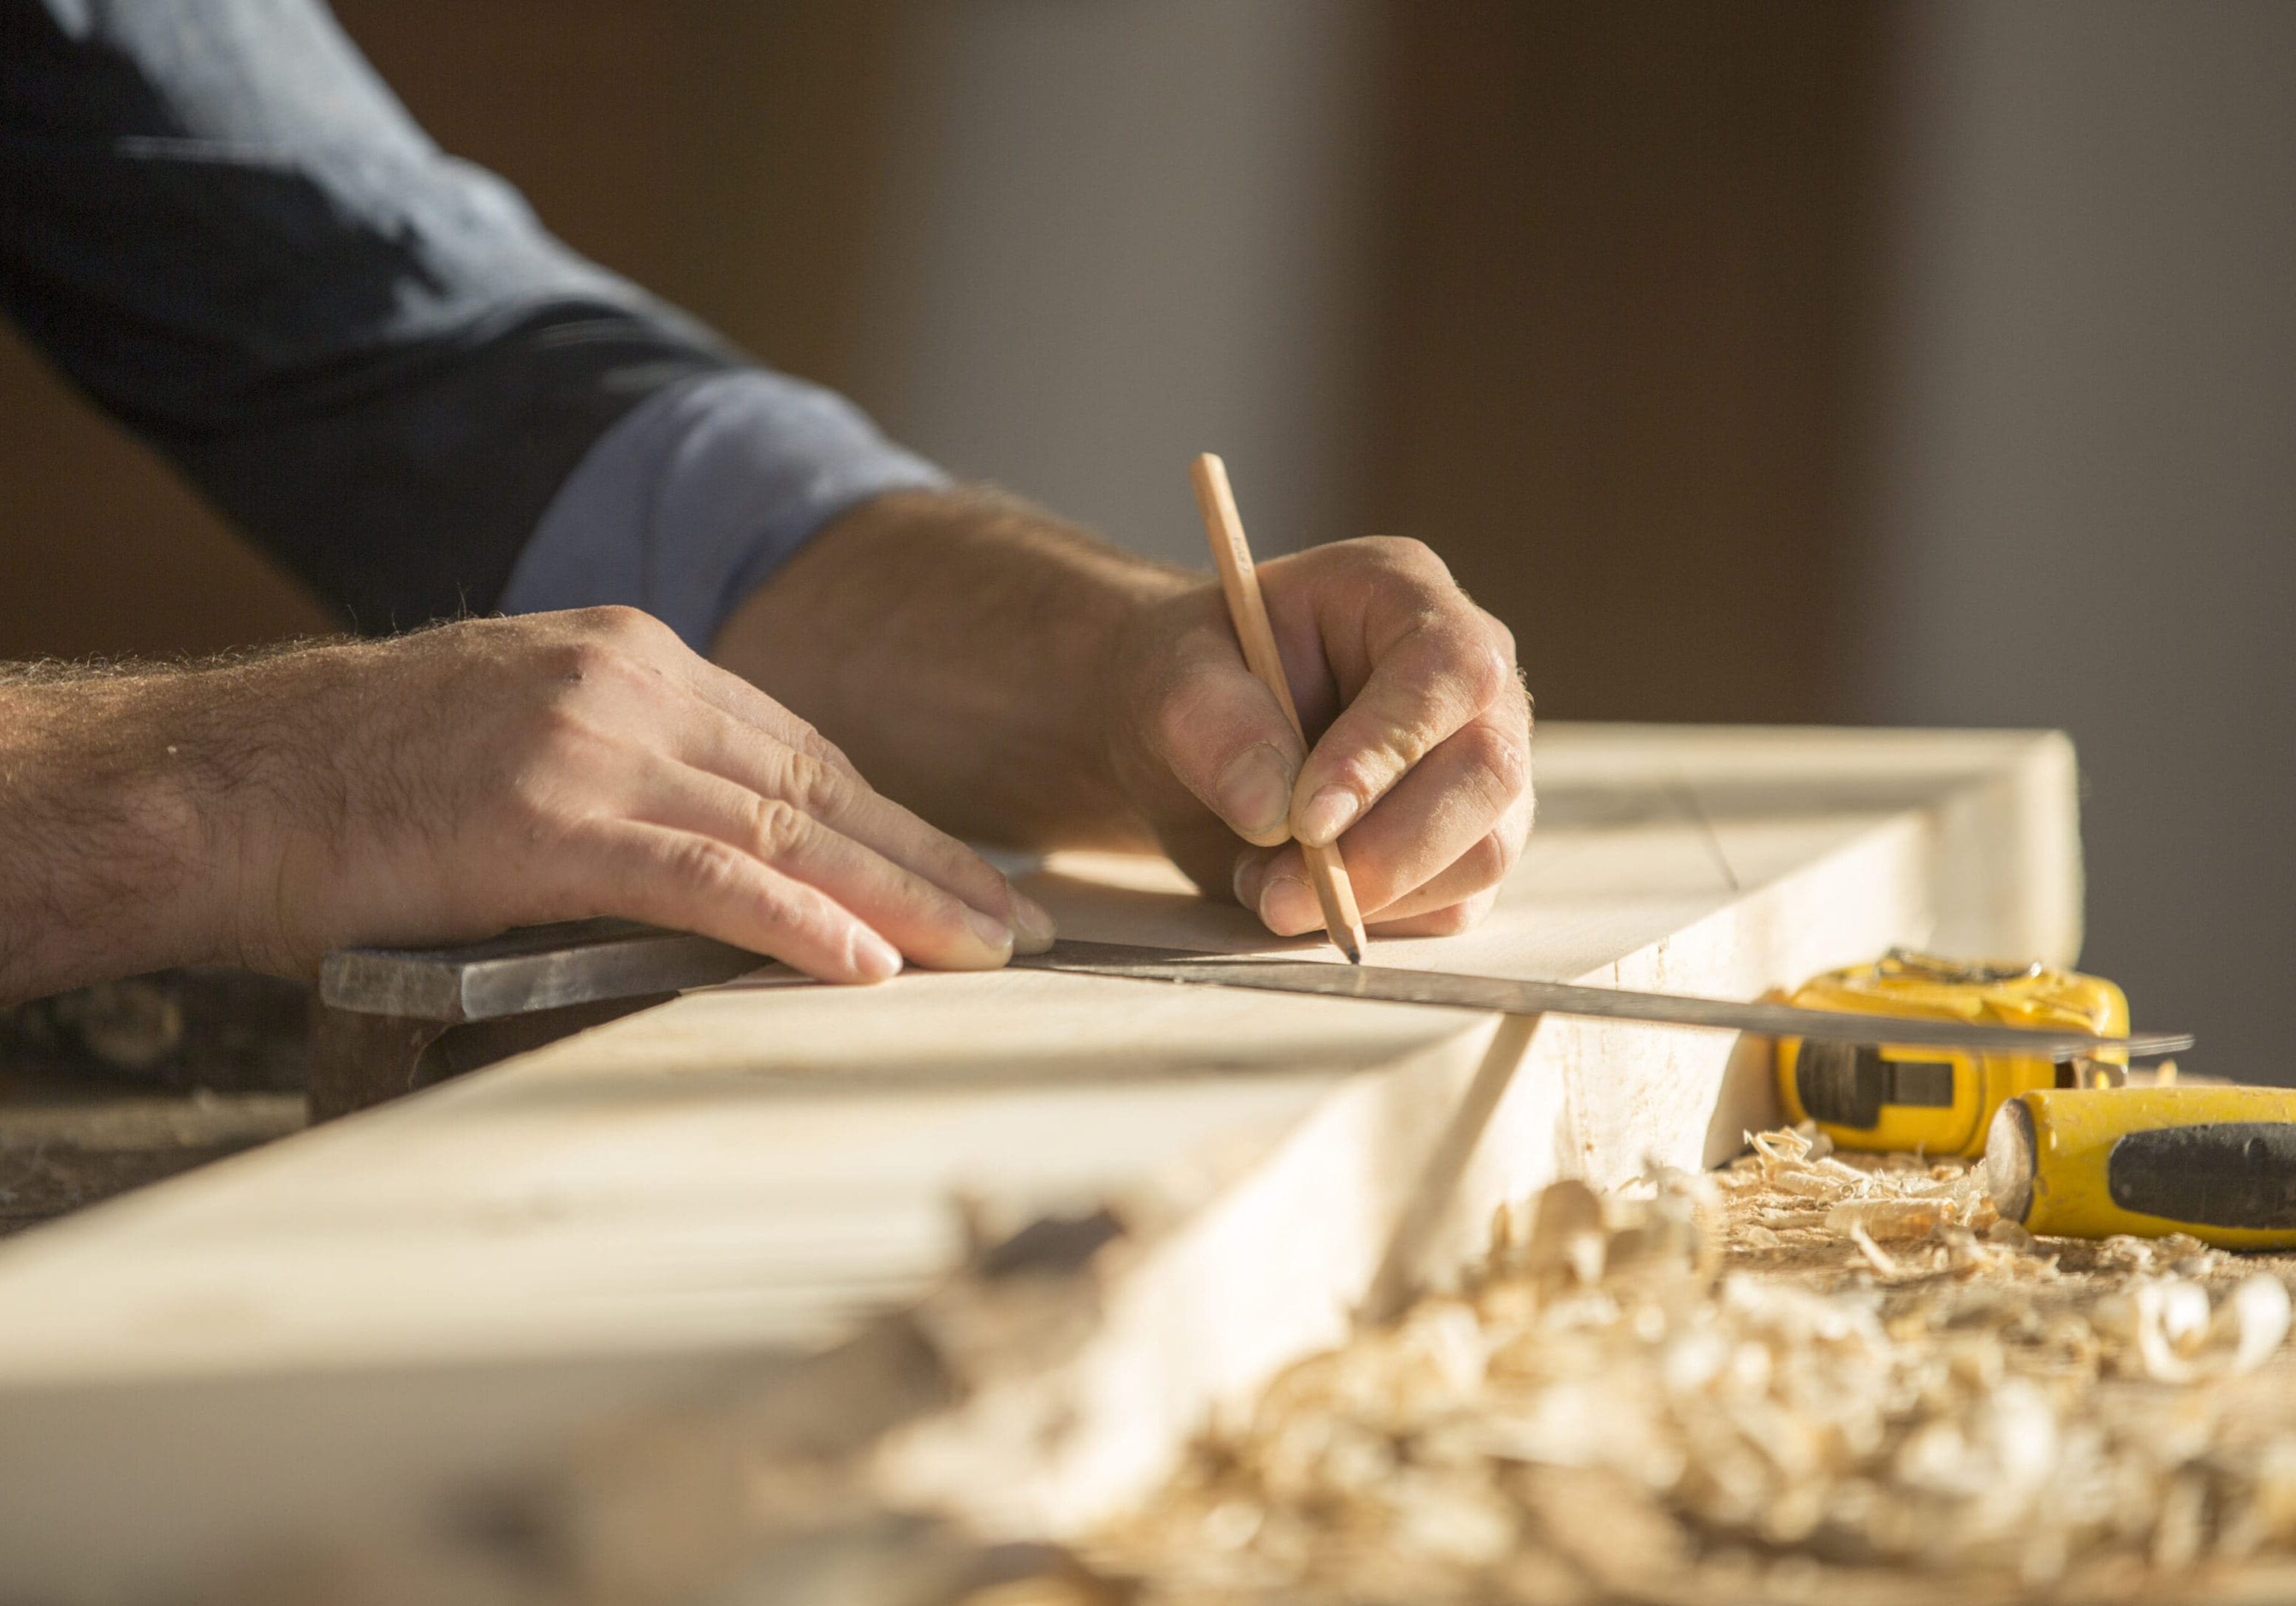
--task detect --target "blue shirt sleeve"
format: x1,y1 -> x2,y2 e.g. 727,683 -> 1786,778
500,370 -> 947,652
0,0 -> 937,636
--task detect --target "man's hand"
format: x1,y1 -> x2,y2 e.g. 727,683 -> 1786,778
1103,538 -> 1532,938
0,609 -> 1050,1004
718,492 -> 1532,941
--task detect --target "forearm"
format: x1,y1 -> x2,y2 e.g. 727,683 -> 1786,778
713,488 -> 1191,850
0,669 -> 232,1005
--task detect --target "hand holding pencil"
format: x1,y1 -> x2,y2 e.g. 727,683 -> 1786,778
723,455 -> 1531,970
1189,454 -> 1370,961
1104,452 -> 1532,951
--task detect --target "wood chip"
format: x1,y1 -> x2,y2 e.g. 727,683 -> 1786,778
1091,1129 -> 2296,1604
1828,1199 -> 1955,1242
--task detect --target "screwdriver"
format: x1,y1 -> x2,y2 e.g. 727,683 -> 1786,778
1985,1086 -> 2296,1250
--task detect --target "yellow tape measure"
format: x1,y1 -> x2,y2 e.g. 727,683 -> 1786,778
1776,949 -> 2130,1158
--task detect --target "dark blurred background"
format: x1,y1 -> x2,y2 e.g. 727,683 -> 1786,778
1,2 -> 2289,1074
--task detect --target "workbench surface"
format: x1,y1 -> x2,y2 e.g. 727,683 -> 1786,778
0,723 -> 2083,1600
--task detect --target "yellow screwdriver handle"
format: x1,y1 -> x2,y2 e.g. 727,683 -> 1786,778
1987,1086 -> 2296,1249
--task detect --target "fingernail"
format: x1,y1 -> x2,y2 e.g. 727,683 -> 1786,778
1295,784 -> 1361,847
1216,744 -> 1294,841
1260,875 -> 1320,935
1009,890 -> 1057,955
964,905 -> 1016,961
1232,854 -> 1264,909
852,929 -> 903,982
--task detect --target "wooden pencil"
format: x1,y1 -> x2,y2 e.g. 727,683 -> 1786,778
1188,453 -> 1369,964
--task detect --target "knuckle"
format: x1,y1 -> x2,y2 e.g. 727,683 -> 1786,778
1361,709 -> 1448,780
1356,534 -> 1448,578
555,608 -> 680,676
1480,607 -> 1520,670
1459,719 -> 1531,802
1460,828 -> 1517,889
665,833 -> 747,896
744,796 -> 812,861
541,635 -> 651,696
1475,636 -> 1517,706
1424,891 -> 1497,936
805,729 -> 854,773
780,752 -> 845,818
1441,631 -> 1515,710
579,604 -> 671,645
549,638 -> 616,684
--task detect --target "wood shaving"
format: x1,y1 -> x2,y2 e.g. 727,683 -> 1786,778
1847,1220 -> 1900,1277
1091,1127 -> 2296,1605
1829,1199 -> 1957,1241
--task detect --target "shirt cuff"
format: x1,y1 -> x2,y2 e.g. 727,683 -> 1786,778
498,368 -> 948,651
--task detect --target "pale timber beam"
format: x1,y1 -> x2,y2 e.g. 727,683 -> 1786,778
0,725 -> 2082,1600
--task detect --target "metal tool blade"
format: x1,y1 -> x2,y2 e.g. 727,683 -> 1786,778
320,918 -> 761,1024
1013,940 -> 2193,1060
322,920 -> 2194,1062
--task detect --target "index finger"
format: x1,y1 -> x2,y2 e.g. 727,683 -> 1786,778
1288,605 -> 1518,848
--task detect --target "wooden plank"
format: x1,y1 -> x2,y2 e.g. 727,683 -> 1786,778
0,724 -> 2082,1599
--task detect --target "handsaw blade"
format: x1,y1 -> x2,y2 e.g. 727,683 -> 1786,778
1014,940 -> 2192,1061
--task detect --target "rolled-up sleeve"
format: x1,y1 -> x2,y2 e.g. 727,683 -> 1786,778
0,0 -> 935,637
501,370 -> 945,652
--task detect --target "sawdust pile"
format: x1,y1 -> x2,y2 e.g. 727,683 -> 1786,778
1088,1129 -> 2296,1605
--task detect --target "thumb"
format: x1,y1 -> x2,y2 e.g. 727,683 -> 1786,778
1141,623 -> 1308,848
